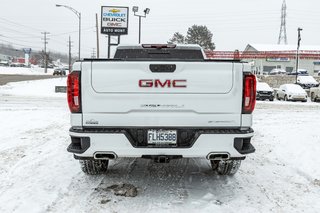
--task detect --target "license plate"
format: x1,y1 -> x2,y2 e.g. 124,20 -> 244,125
147,130 -> 177,145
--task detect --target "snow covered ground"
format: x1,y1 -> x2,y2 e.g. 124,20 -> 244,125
0,67 -> 54,75
0,77 -> 66,98
0,79 -> 320,213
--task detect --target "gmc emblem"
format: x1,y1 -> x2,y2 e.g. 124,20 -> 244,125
139,79 -> 187,88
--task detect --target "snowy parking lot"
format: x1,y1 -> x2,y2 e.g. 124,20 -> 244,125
0,78 -> 320,212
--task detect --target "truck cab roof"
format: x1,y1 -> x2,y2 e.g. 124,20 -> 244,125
114,44 -> 205,61
116,44 -> 202,50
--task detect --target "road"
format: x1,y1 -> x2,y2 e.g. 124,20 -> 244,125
0,92 -> 319,212
0,74 -> 59,86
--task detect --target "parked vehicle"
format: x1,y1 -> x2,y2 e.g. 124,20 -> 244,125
10,63 -> 25,67
66,44 -> 257,176
288,69 -> 309,76
41,64 -> 54,69
276,84 -> 308,102
310,87 -> 320,102
296,76 -> 319,89
53,68 -> 66,76
256,82 -> 274,101
0,61 -> 9,67
269,68 -> 286,75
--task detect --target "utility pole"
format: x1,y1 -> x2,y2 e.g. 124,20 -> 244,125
41,32 -> 50,73
68,36 -> 73,74
96,13 -> 100,58
295,28 -> 303,84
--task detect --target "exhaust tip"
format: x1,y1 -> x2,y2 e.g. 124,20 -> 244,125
94,152 -> 117,160
207,152 -> 230,161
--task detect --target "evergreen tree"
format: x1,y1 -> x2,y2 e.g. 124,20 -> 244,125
168,32 -> 186,44
185,25 -> 215,50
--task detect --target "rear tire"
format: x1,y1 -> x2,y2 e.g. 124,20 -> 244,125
284,95 -> 288,101
276,94 -> 280,100
79,159 -> 109,175
212,160 -> 241,175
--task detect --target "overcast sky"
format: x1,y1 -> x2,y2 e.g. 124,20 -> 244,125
0,0 -> 319,58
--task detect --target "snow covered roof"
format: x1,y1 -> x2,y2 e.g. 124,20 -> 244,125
117,44 -> 201,50
245,44 -> 320,52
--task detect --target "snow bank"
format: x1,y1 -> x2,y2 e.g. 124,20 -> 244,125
0,78 -> 67,98
0,67 -> 54,75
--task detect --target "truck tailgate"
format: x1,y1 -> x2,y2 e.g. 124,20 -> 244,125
81,61 -> 244,127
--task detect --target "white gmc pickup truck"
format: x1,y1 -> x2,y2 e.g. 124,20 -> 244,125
67,44 -> 256,176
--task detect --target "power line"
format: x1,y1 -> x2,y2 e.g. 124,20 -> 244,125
50,26 -> 95,37
0,17 -> 44,32
0,35 -> 42,45
0,24 -> 41,38
0,38 -> 42,50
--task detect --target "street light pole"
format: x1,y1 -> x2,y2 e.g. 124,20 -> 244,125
56,4 -> 81,60
139,16 -> 142,44
78,12 -> 81,60
133,7 -> 150,44
295,27 -> 303,84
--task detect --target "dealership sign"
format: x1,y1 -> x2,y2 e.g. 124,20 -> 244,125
23,48 -> 32,54
101,6 -> 129,35
266,57 -> 290,62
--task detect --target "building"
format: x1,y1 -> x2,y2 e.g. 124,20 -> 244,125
244,44 -> 320,75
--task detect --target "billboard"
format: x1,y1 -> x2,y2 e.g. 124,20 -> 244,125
101,6 -> 129,35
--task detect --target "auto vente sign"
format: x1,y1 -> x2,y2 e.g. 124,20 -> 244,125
101,6 -> 129,35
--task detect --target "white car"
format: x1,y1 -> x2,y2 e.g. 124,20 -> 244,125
297,76 -> 319,89
276,84 -> 308,102
269,68 -> 286,75
288,69 -> 309,76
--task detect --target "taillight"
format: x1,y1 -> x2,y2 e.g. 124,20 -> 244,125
242,73 -> 256,114
67,71 -> 81,113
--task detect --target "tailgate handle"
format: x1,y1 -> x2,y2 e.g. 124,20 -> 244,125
149,64 -> 176,73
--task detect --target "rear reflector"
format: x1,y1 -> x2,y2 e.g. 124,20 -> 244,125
67,71 -> 81,113
242,73 -> 256,114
